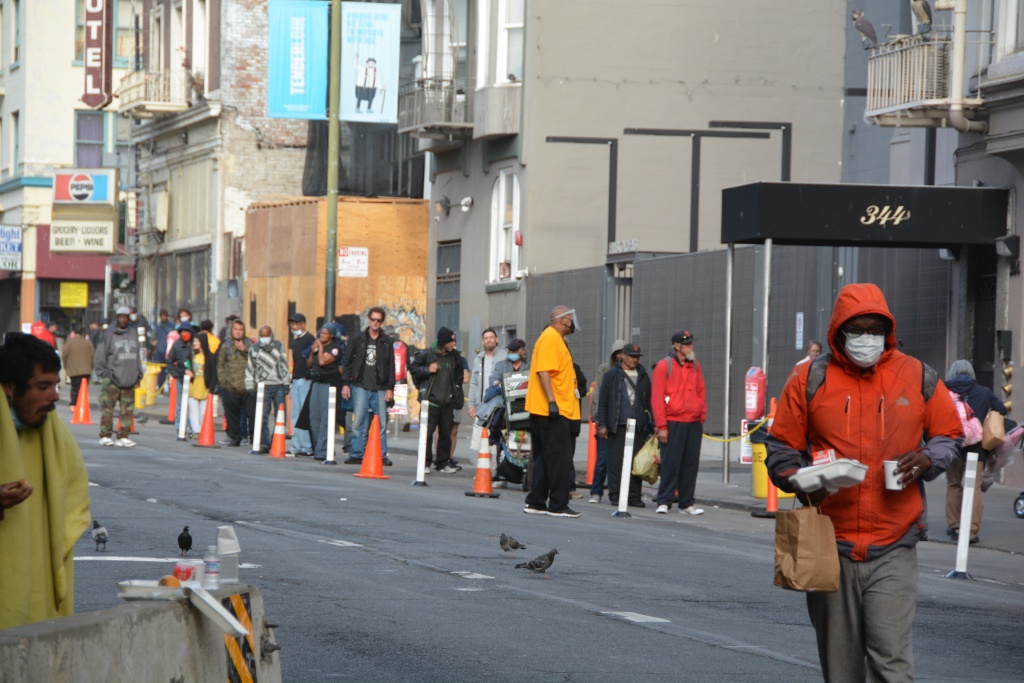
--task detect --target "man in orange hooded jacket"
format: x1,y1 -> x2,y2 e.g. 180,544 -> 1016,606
766,283 -> 962,682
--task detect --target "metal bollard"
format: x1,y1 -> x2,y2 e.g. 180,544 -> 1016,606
324,386 -> 338,465
250,382 -> 266,454
947,451 -> 979,580
176,375 -> 191,441
612,418 -> 636,518
413,401 -> 429,486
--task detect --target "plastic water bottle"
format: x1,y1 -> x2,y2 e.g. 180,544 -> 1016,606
203,545 -> 220,589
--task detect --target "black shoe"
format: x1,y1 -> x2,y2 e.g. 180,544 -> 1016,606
548,507 -> 581,518
382,457 -> 393,466
628,500 -> 646,508
969,535 -> 980,544
259,446 -> 270,454
219,438 -> 242,447
949,528 -> 960,542
343,457 -> 362,465
523,504 -> 549,515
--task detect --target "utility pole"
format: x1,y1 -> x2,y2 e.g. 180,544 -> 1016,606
324,0 -> 341,323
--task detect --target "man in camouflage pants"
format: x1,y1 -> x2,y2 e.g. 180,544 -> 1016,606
94,307 -> 144,447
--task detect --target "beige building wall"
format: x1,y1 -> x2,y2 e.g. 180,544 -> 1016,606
522,0 -> 846,273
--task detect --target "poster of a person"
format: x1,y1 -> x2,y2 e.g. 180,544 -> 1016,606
341,2 -> 400,124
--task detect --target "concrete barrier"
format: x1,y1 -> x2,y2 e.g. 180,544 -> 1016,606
0,584 -> 281,683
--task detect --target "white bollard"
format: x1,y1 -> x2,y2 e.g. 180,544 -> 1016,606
947,451 -> 979,579
413,401 -> 429,486
177,375 -> 191,441
250,382 -> 266,453
612,418 -> 637,518
324,386 -> 338,465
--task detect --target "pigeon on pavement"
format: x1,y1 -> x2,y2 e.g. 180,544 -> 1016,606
178,526 -> 193,556
91,520 -> 109,551
515,549 -> 558,578
499,533 -> 526,557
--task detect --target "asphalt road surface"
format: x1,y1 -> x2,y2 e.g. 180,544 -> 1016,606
71,419 -> 1024,682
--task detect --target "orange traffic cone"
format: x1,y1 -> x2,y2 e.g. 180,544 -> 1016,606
269,404 -> 287,458
586,420 -> 597,486
193,397 -> 220,448
466,428 -> 500,498
353,415 -> 390,479
116,414 -> 138,434
160,379 -> 177,424
71,378 -> 93,425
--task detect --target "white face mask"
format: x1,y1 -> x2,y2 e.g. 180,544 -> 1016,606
291,328 -> 303,337
844,334 -> 885,368
259,336 -> 272,346
180,316 -> 190,323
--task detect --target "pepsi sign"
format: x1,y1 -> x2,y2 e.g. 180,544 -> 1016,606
53,169 -> 117,205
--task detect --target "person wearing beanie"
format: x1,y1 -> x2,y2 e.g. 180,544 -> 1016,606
944,359 -> 1007,543
409,326 -> 465,473
341,307 -> 396,466
306,322 -> 346,460
166,322 -> 198,438
94,307 -> 144,447
588,339 -> 626,503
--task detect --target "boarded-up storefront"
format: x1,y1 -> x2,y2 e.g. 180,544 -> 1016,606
244,196 -> 429,350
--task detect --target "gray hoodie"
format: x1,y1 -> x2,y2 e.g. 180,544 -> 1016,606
95,326 -> 144,389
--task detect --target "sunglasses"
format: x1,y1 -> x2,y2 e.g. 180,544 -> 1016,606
369,317 -> 384,323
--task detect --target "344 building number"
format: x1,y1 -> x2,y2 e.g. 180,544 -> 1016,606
860,205 -> 910,226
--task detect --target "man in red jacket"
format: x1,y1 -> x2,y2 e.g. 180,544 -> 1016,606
766,283 -> 962,681
651,329 -> 706,515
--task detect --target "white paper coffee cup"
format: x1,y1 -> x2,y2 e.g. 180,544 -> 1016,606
883,460 -> 902,490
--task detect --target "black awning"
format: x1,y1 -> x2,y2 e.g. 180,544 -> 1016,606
721,182 -> 1009,247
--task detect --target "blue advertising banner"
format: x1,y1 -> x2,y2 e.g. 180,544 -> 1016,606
268,0 -> 329,119
341,2 -> 401,124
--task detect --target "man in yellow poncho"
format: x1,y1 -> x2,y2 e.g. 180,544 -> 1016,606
0,332 -> 91,630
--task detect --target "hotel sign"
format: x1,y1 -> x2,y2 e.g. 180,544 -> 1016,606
82,0 -> 114,109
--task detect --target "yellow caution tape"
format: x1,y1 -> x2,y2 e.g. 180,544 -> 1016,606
701,415 -> 770,443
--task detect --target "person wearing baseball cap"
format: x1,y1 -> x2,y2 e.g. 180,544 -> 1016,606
587,339 -> 627,503
595,343 -> 652,508
287,313 -> 315,456
408,326 -> 463,472
651,329 -> 706,515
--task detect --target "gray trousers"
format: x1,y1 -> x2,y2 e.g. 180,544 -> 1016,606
806,546 -> 917,683
308,382 -> 332,458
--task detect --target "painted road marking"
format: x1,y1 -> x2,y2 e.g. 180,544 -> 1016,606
320,539 -> 363,548
451,571 -> 494,580
74,556 -> 262,568
601,611 -> 670,623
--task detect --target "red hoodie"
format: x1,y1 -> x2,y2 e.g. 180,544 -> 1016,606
766,283 -> 962,560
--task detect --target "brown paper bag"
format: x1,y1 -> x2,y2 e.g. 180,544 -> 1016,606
773,505 -> 840,592
982,410 -> 1006,451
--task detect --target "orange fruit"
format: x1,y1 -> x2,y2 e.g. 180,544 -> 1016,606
158,575 -> 181,587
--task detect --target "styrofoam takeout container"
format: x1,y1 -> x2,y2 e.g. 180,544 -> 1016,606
117,580 -> 187,601
789,459 -> 868,492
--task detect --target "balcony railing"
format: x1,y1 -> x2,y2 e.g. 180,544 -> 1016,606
866,36 -> 953,118
397,77 -> 472,138
118,68 -> 191,118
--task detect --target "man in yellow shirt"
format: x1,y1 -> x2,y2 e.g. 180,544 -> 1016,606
524,306 -> 581,518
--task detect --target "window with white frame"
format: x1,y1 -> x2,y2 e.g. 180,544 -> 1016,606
496,0 -> 523,84
490,169 -> 521,281
151,6 -> 164,70
76,0 -> 136,65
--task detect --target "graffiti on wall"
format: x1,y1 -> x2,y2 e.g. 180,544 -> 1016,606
359,299 -> 425,349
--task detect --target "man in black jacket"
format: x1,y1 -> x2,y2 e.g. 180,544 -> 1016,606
595,343 -> 652,507
341,307 -> 396,466
409,327 -> 464,473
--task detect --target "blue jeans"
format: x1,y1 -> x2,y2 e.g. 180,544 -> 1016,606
290,378 -> 313,454
590,437 -> 609,496
308,383 -> 333,458
351,387 -> 389,460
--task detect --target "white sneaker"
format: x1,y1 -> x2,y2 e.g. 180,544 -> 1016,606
99,436 -> 115,447
656,504 -> 669,514
680,505 -> 704,516
588,495 -> 601,504
115,437 -> 137,448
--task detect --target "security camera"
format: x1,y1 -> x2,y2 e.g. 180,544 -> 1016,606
513,269 -> 528,280
460,197 -> 473,212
